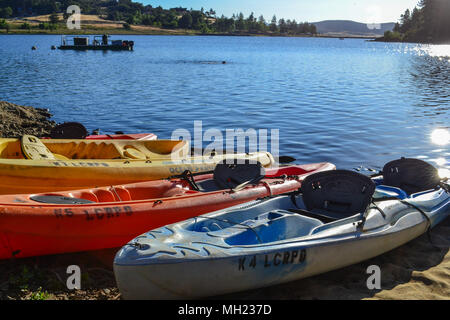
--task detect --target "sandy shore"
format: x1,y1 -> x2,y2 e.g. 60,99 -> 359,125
0,101 -> 448,300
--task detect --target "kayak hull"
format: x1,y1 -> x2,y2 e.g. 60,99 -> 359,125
114,222 -> 427,300
114,186 -> 450,299
0,135 -> 275,193
0,162 -> 335,259
0,152 -> 272,194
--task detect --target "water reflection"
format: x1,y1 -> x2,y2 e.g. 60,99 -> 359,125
439,168 -> 450,179
413,44 -> 450,58
431,128 -> 450,146
410,54 -> 450,98
426,45 -> 450,58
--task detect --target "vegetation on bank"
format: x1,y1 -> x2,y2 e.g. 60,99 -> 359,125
380,0 -> 450,43
0,0 -> 317,36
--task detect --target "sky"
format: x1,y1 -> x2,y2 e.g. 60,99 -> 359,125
141,0 -> 421,23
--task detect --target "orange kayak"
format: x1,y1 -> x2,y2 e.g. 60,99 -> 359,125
0,162 -> 335,259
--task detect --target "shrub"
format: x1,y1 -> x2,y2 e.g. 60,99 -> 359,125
0,19 -> 7,29
20,22 -> 31,30
38,23 -> 57,30
0,7 -> 13,18
383,30 -> 403,42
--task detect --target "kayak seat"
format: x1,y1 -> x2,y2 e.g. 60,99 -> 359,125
196,160 -> 266,192
382,158 -> 440,195
109,186 -> 132,201
299,170 -> 376,221
123,146 -> 146,160
196,179 -> 222,192
50,122 -> 88,139
21,135 -> 56,160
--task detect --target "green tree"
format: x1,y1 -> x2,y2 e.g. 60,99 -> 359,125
0,18 -> 8,29
20,22 -> 31,31
178,12 -> 193,29
400,9 -> 411,33
391,0 -> 450,43
0,6 -> 12,18
190,10 -> 205,30
279,18 -> 288,33
270,15 -> 278,32
141,14 -> 153,26
235,12 -> 246,31
257,15 -> 266,32
49,12 -> 59,24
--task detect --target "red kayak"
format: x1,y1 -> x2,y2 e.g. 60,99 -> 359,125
0,162 -> 335,259
45,122 -> 157,140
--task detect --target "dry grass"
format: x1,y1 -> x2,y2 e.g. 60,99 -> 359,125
5,14 -> 195,35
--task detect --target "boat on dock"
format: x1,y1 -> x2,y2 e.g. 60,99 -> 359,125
58,35 -> 134,51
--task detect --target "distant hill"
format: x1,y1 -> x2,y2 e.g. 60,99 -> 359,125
313,20 -> 396,36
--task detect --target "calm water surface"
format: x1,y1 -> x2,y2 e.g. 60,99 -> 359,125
0,35 -> 449,173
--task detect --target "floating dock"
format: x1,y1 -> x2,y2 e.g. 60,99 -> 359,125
58,35 -> 134,51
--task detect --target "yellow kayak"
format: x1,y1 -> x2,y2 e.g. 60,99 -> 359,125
0,136 -> 275,194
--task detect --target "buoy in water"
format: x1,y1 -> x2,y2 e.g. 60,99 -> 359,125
51,45 -> 56,50
31,46 -> 37,50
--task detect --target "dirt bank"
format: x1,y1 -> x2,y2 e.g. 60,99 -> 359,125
0,101 -> 56,138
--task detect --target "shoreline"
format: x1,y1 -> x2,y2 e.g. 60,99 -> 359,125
4,29 -> 449,44
0,27 -> 378,40
0,30 -> 378,40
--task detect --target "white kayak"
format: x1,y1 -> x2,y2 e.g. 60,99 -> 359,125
114,158 -> 450,299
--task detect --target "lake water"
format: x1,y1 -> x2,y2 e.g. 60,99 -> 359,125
0,35 -> 449,174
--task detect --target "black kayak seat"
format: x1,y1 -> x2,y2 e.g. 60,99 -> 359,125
50,122 -> 88,139
382,158 -> 440,195
300,170 -> 376,221
30,195 -> 95,205
196,160 -> 265,192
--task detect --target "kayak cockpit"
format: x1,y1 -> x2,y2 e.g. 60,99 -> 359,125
0,137 -> 189,160
182,160 -> 447,247
181,170 -> 376,245
21,181 -> 194,204
222,211 -> 323,245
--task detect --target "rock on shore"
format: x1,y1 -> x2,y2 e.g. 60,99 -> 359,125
0,101 -> 56,138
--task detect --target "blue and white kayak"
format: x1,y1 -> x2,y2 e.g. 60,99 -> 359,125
114,158 -> 450,299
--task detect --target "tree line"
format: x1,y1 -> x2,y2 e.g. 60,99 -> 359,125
0,0 -> 317,35
384,0 -> 449,43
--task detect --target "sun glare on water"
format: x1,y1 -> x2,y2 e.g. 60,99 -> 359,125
428,45 -> 450,58
431,128 -> 450,146
439,168 -> 450,179
413,45 -> 450,60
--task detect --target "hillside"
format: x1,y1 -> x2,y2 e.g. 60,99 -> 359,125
4,13 -> 190,35
314,20 -> 396,37
0,1 -> 317,36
